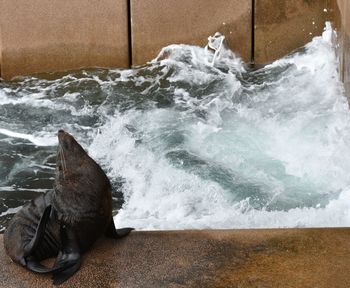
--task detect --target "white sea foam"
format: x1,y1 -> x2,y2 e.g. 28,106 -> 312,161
0,207 -> 22,217
1,23 -> 350,230
88,23 -> 350,230
0,128 -> 57,146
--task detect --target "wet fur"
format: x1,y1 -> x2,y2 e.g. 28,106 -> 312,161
4,130 -> 133,285
4,192 -> 60,264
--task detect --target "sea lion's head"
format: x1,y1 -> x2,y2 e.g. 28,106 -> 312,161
55,130 -> 110,192
57,129 -> 86,154
54,130 -> 112,223
56,130 -> 89,180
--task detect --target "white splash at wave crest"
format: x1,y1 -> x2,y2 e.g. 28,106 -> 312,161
1,23 -> 348,230
88,23 -> 350,230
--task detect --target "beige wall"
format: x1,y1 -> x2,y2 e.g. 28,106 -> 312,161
337,0 -> 350,100
131,0 -> 252,65
254,0 -> 337,64
0,0 -> 129,80
0,20 -> 2,75
0,0 -> 348,82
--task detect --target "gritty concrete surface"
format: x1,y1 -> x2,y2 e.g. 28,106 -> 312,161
131,0 -> 252,65
0,21 -> 2,74
0,0 -> 129,80
1,228 -> 350,287
254,0 -> 338,64
337,0 -> 350,102
0,0 -> 347,79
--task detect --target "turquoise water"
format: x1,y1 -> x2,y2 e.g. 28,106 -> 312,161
1,24 -> 350,231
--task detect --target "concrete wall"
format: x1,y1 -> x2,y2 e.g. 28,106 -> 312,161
337,0 -> 350,100
0,30 -> 2,76
0,0 -> 129,80
0,20 -> 2,74
131,0 -> 252,65
254,0 -> 338,64
0,13 -> 2,75
0,0 -> 348,80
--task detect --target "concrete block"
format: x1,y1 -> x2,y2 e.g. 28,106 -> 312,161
337,0 -> 350,102
0,22 -> 2,74
255,0 -> 336,64
131,0 -> 252,65
1,229 -> 350,287
0,0 -> 129,80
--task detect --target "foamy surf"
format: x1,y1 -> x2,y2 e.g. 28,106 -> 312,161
0,128 -> 57,146
1,23 -> 349,231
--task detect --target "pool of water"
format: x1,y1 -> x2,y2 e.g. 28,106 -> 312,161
1,24 -> 349,231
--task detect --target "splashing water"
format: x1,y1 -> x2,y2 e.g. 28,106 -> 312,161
0,23 -> 349,231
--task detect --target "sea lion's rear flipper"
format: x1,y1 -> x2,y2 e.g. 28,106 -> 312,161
51,224 -> 81,285
115,227 -> 134,238
26,256 -> 71,274
52,258 -> 81,285
24,205 -> 52,256
105,219 -> 134,239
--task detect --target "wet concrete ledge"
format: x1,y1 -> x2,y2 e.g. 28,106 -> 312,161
1,228 -> 350,287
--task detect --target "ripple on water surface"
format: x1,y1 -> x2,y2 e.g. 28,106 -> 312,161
1,24 -> 350,231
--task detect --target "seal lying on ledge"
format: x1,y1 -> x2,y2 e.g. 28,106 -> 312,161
4,130 -> 133,285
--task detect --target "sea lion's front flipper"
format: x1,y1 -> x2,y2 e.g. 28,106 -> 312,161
51,225 -> 81,285
105,219 -> 134,239
24,205 -> 52,256
26,205 -> 70,273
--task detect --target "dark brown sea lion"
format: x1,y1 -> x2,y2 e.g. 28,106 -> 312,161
4,130 -> 133,285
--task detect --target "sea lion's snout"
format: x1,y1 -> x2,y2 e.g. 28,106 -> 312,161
58,129 -> 68,139
57,130 -> 86,157
57,130 -> 67,142
57,130 -> 73,152
57,130 -> 73,144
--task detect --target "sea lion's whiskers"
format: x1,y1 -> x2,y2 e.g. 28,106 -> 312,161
59,144 -> 67,173
58,145 -> 67,181
58,145 -> 63,169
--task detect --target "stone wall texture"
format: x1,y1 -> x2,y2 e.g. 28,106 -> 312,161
254,0 -> 338,64
0,0 -> 129,80
337,0 -> 350,100
0,0 -> 348,88
0,21 -> 2,74
1,229 -> 350,287
130,0 -> 252,65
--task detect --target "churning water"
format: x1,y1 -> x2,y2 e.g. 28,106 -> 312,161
1,24 -> 349,231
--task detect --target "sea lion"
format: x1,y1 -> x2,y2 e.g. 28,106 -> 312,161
4,130 -> 133,285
